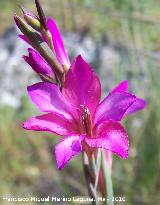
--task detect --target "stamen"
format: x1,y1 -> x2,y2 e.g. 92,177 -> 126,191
79,105 -> 92,136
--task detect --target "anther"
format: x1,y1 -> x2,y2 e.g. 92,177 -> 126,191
80,106 -> 92,137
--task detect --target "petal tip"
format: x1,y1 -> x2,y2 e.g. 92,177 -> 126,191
57,163 -> 64,170
27,82 -> 43,92
76,54 -> 85,63
27,47 -> 33,52
22,121 -> 28,130
120,149 -> 129,159
47,16 -> 54,24
142,99 -> 147,108
55,148 -> 66,170
22,55 -> 28,61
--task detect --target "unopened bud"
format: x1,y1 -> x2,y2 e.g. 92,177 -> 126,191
14,14 -> 64,76
45,30 -> 54,51
20,6 -> 41,31
23,48 -> 56,81
35,0 -> 47,30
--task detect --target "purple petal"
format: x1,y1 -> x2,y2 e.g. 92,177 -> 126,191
125,98 -> 146,115
27,82 -> 77,120
111,80 -> 128,93
24,48 -> 55,77
111,80 -> 146,115
47,17 -> 70,67
19,34 -> 31,45
86,121 -> 129,158
14,15 -> 22,30
23,112 -> 79,136
63,55 -> 101,116
55,135 -> 84,169
94,92 -> 136,125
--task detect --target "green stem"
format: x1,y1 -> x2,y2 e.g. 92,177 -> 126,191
82,151 -> 100,205
102,151 -> 114,205
94,149 -> 101,189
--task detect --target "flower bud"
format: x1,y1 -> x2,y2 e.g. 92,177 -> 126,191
21,6 -> 41,31
23,48 -> 56,83
35,0 -> 47,30
14,14 -> 64,76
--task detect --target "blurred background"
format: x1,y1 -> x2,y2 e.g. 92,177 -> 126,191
0,0 -> 160,204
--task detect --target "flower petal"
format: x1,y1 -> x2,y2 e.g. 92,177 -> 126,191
19,34 -> 31,45
63,55 -> 101,116
23,112 -> 78,136
47,17 -> 70,67
111,81 -> 146,116
55,135 -> 84,169
86,121 -> 129,158
27,82 -> 76,120
111,80 -> 128,93
24,48 -> 55,77
94,92 -> 136,125
125,97 -> 146,115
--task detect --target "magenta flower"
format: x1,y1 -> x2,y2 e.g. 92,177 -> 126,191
23,55 -> 146,169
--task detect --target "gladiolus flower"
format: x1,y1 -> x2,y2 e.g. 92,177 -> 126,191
23,55 -> 146,169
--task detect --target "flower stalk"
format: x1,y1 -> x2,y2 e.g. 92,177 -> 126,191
94,149 -> 102,190
82,151 -> 100,205
102,151 -> 114,205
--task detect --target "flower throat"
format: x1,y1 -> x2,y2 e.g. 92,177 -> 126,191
79,105 -> 92,136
